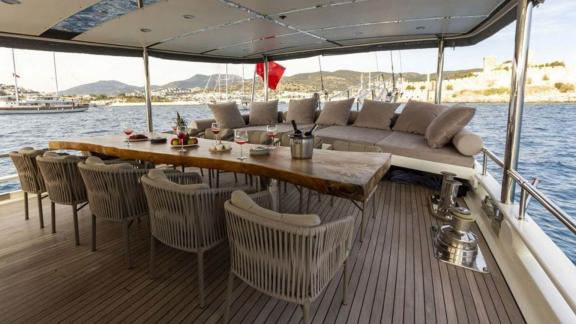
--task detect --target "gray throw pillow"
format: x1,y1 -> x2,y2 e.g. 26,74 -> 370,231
249,100 -> 279,126
286,96 -> 318,125
316,98 -> 355,126
353,100 -> 400,130
425,107 -> 476,148
208,102 -> 246,129
452,129 -> 484,156
393,100 -> 447,135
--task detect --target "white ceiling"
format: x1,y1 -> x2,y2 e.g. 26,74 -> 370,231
0,0 -> 515,61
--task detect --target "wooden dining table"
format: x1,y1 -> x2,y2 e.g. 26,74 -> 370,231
49,135 -> 391,240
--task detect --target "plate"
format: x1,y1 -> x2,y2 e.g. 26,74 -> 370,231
171,144 -> 199,148
209,146 -> 232,153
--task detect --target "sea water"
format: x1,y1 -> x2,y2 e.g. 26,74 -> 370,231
0,103 -> 574,262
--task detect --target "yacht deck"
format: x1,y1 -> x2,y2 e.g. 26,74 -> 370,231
0,172 -> 524,323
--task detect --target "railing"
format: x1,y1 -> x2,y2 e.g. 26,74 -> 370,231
481,148 -> 576,235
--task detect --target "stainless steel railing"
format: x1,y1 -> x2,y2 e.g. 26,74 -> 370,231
481,148 -> 576,235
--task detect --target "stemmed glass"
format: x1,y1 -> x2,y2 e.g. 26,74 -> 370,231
122,123 -> 133,146
266,124 -> 278,149
211,122 -> 221,144
177,126 -> 188,153
170,121 -> 178,134
234,129 -> 248,160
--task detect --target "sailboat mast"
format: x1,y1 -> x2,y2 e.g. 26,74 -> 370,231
390,51 -> 396,91
11,49 -> 20,105
53,52 -> 59,97
225,64 -> 229,100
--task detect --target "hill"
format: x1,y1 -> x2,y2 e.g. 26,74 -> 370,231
60,80 -> 142,96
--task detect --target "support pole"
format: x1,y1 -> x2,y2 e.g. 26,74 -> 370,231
251,65 -> 257,103
142,47 -> 153,133
434,38 -> 445,104
53,52 -> 59,97
501,0 -> 539,204
263,57 -> 269,101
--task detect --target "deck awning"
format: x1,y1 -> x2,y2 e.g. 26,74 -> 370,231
0,0 -> 519,63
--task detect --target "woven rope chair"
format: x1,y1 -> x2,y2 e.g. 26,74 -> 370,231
223,191 -> 355,324
78,160 -> 159,268
9,148 -> 48,227
37,154 -> 88,245
141,172 -> 251,308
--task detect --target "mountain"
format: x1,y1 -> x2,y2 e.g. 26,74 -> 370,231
60,80 -> 142,96
161,74 -> 242,89
61,68 -> 483,96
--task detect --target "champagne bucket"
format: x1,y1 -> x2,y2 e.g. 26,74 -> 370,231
289,135 -> 314,159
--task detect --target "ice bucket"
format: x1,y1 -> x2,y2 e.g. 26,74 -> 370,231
289,134 -> 314,159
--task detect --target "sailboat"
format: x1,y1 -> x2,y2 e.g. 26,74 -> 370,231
0,50 -> 88,115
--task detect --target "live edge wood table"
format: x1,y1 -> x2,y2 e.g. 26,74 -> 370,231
49,135 -> 391,241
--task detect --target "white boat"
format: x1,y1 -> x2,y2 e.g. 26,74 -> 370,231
0,95 -> 88,114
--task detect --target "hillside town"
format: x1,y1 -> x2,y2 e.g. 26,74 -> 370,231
1,57 -> 574,105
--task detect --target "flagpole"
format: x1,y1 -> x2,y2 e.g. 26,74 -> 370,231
11,49 -> 20,105
251,65 -> 257,103
263,56 -> 269,101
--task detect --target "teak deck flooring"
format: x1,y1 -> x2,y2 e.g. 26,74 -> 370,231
0,171 -> 524,323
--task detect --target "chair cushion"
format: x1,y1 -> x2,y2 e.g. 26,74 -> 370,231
393,100 -> 447,135
425,106 -> 475,148
316,98 -> 355,126
148,169 -> 170,181
452,129 -> 484,156
86,156 -> 104,165
315,125 -> 393,145
376,132 -> 474,167
41,151 -> 78,161
286,96 -> 318,125
231,191 -> 320,227
18,147 -> 44,157
249,100 -> 279,126
147,170 -> 209,192
353,100 -> 399,130
208,102 -> 246,129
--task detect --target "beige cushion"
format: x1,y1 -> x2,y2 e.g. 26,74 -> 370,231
18,147 -> 44,157
316,98 -> 355,126
231,191 -> 320,227
393,100 -> 448,135
315,125 -> 393,145
286,96 -> 318,125
41,152 -> 78,161
452,129 -> 484,156
208,102 -> 246,129
148,169 -> 170,181
86,156 -> 104,165
249,100 -> 279,126
376,132 -> 474,167
147,170 -> 209,192
425,107 -> 476,148
353,100 -> 399,130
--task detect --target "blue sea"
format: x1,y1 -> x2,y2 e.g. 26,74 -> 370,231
0,103 -> 574,262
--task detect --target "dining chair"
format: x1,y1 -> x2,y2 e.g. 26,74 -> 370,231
223,190 -> 355,324
9,147 -> 48,228
36,152 -> 88,245
78,157 -> 157,268
141,169 -> 250,308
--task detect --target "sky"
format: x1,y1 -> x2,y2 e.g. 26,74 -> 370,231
0,0 -> 574,93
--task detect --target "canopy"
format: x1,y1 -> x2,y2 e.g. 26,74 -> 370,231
0,0 -> 519,63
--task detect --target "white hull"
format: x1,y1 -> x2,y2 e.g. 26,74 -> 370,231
0,107 -> 88,115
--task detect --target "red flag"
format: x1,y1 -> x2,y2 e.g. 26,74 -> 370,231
256,61 -> 285,90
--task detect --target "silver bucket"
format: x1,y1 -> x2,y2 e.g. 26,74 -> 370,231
289,135 -> 314,159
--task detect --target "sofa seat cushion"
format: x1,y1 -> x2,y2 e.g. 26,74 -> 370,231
376,132 -> 474,167
315,125 -> 393,145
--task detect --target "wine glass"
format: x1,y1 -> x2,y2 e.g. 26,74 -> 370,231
234,129 -> 249,160
177,126 -> 188,153
170,120 -> 178,134
122,123 -> 133,146
266,124 -> 278,149
211,122 -> 221,144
